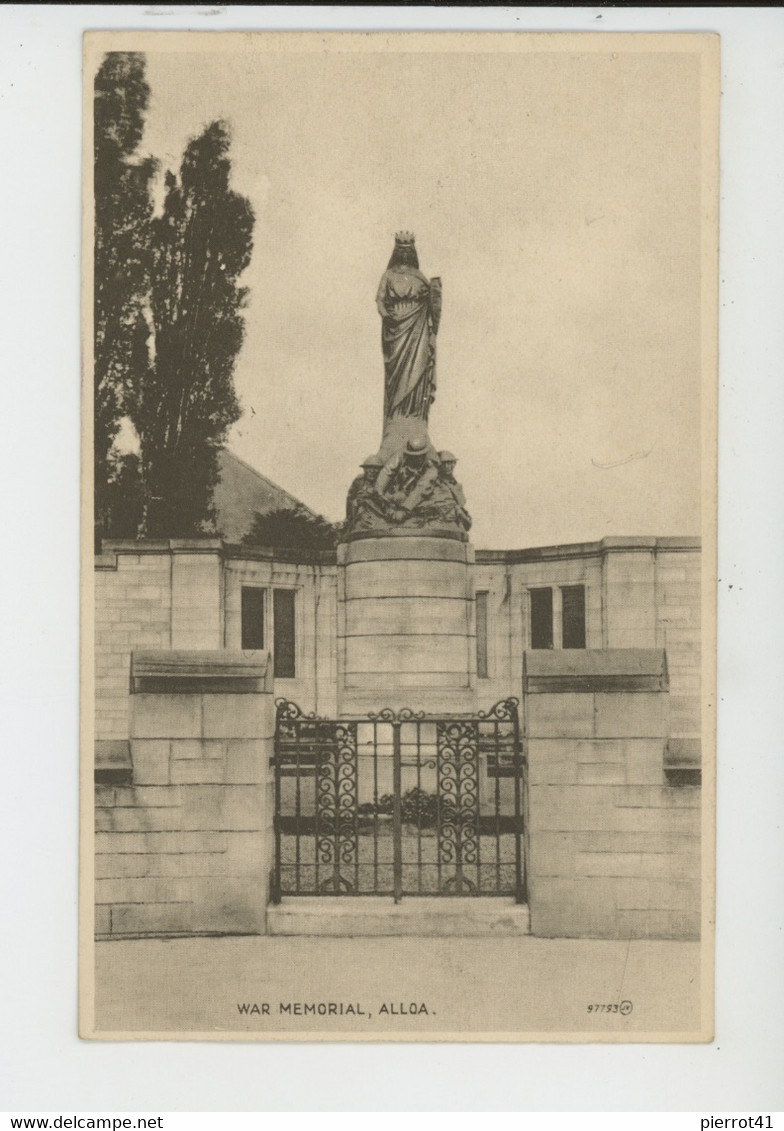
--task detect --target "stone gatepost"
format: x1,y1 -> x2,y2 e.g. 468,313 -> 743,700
95,650 -> 274,938
523,649 -> 701,939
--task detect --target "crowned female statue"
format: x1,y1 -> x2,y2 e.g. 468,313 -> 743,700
375,233 -> 442,458
341,234 -> 469,540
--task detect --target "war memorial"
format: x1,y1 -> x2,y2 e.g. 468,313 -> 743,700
93,235 -> 702,942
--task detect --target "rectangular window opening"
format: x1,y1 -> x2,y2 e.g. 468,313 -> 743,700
561,584 -> 586,649
476,591 -> 489,679
241,587 -> 265,651
530,588 -> 553,649
486,753 -> 516,778
273,588 -> 296,679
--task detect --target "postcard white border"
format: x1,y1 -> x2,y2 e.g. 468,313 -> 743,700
2,3 -> 783,1113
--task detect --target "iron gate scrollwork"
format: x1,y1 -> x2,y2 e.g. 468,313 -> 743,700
272,698 -> 526,902
437,719 -> 480,894
315,716 -> 358,893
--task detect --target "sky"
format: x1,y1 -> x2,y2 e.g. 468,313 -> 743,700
104,33 -> 711,548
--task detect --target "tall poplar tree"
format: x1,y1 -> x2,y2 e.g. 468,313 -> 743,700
93,52 -> 155,544
127,120 -> 255,537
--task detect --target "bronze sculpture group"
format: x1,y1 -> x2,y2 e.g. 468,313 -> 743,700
343,233 -> 471,540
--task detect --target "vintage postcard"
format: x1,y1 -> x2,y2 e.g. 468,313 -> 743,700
80,30 -> 718,1042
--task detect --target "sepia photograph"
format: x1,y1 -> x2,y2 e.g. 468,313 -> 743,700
81,29 -> 718,1042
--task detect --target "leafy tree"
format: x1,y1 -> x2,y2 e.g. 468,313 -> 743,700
126,120 -> 255,537
93,52 -> 155,546
242,505 -> 341,552
104,451 -> 145,539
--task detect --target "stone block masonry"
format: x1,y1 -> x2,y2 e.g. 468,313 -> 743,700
523,649 -> 700,940
96,536 -> 701,745
95,547 -> 174,741
95,650 -> 274,939
93,536 -> 703,942
472,537 -> 701,743
337,535 -> 476,715
95,541 -> 225,741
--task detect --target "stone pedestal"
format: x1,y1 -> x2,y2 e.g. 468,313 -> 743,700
337,534 -> 476,715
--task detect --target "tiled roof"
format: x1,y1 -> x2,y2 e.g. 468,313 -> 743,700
213,449 -> 317,543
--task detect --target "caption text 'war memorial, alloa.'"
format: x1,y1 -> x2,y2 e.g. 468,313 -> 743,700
94,233 -> 702,942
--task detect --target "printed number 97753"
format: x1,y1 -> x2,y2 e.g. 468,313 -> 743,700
588,1001 -> 633,1015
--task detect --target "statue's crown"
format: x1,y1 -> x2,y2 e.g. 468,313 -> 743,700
394,230 -> 416,247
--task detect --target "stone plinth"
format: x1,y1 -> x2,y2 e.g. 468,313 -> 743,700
268,897 -> 530,937
337,535 -> 476,715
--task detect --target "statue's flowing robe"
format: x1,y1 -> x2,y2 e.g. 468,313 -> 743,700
376,266 -> 437,421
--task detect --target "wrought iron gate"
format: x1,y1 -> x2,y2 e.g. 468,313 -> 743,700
271,698 -> 526,902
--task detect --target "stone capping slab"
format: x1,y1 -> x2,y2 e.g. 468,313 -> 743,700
665,737 -> 701,769
130,650 -> 271,695
224,542 -> 338,566
340,535 -> 470,564
96,538 -> 225,570
95,739 -> 133,784
523,649 -> 669,693
96,538 -> 338,569
97,534 -> 698,570
341,527 -> 469,544
476,535 -> 701,565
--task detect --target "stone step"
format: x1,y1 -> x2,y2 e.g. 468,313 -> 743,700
267,896 -> 530,937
